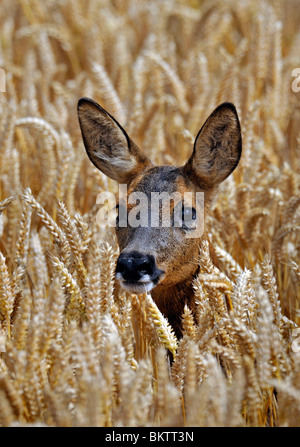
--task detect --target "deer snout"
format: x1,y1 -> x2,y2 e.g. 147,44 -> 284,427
115,251 -> 164,294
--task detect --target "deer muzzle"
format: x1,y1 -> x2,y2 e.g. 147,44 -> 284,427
115,251 -> 164,294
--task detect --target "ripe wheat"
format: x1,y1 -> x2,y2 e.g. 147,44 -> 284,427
0,0 -> 299,427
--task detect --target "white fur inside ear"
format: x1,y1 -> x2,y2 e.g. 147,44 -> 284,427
94,148 -> 137,171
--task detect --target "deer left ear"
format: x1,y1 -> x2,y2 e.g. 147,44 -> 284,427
78,97 -> 151,184
184,102 -> 242,190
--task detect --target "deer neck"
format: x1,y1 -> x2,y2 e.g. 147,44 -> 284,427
151,271 -> 198,338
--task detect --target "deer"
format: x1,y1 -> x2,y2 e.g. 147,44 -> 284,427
78,98 -> 242,338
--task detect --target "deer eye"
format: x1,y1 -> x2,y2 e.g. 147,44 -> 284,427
115,204 -> 119,224
182,207 -> 196,223
173,205 -> 197,229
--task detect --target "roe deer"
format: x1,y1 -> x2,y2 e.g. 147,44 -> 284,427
78,98 -> 242,338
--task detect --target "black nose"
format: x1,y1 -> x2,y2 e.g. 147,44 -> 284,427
116,251 -> 160,282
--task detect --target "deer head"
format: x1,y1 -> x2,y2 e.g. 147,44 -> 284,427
78,98 -> 242,335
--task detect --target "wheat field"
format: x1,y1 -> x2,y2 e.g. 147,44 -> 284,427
0,0 -> 299,427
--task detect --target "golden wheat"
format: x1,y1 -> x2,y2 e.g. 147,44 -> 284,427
0,0 -> 299,427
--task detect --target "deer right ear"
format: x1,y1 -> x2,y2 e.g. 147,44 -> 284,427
77,97 -> 151,184
184,102 -> 242,190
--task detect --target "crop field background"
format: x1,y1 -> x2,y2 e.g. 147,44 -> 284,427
0,0 -> 299,427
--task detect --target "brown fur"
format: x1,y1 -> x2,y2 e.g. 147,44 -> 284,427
78,98 -> 242,338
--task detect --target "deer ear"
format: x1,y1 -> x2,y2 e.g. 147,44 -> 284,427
184,103 -> 242,190
78,97 -> 151,184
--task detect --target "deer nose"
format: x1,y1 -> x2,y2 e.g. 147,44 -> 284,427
116,251 -> 157,282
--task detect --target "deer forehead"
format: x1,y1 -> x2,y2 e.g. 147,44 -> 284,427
127,166 -> 197,199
